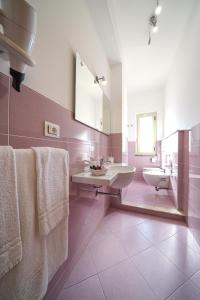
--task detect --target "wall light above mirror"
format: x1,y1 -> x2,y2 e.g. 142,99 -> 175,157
94,76 -> 107,86
75,52 -> 111,135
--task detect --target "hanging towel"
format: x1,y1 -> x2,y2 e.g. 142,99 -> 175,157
0,146 -> 22,279
0,149 -> 69,300
32,147 -> 69,236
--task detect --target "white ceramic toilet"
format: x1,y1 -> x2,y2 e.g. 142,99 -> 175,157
143,167 -> 170,190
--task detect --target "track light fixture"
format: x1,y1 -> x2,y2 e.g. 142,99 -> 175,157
155,0 -> 162,16
148,1 -> 162,45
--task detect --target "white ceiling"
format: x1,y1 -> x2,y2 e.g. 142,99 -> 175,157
85,0 -> 197,93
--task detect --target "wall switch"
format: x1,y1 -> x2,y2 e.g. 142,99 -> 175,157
44,121 -> 60,138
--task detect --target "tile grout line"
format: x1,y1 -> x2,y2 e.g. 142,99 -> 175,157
164,274 -> 200,300
130,257 -> 160,299
96,273 -> 107,300
131,245 -> 198,300
62,273 -> 98,291
155,238 -> 200,279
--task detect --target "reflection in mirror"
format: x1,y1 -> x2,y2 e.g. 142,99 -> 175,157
102,94 -> 111,135
75,52 -> 110,134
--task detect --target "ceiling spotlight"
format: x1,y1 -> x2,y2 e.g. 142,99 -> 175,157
94,76 -> 107,86
155,1 -> 162,16
147,1 -> 162,45
149,15 -> 158,33
152,25 -> 158,33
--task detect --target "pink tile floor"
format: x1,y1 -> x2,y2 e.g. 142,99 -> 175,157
56,208 -> 200,300
122,180 -> 178,214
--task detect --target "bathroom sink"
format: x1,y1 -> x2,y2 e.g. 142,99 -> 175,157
108,165 -> 136,189
72,163 -> 136,188
108,164 -> 135,173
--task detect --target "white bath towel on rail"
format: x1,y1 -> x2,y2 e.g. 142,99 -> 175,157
0,149 -> 68,300
32,147 -> 69,236
0,146 -> 22,279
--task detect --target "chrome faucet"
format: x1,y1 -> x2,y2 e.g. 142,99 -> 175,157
100,158 -> 104,166
160,167 -> 166,174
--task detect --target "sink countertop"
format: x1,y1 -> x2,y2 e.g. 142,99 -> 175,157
72,169 -> 119,186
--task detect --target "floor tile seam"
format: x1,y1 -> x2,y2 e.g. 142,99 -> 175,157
109,223 -> 155,245
109,218 -> 150,234
132,226 -> 156,244
129,257 -> 160,299
127,244 -> 154,259
135,226 -> 163,244
88,235 -> 130,273
96,272 -> 107,300
154,231 -> 183,246
132,256 -> 187,300
139,229 -> 180,245
176,237 -> 200,255
96,256 -> 130,276
173,239 -> 200,257
190,272 -> 200,291
130,245 -> 187,280
61,244 -> 99,291
88,243 -> 100,275
88,230 -> 121,248
109,225 -> 152,246
154,243 -> 200,279
156,232 -> 200,256
164,276 -> 200,300
62,272 -> 98,291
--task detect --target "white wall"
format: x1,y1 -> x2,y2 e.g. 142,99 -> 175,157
127,87 -> 164,141
164,1 -> 200,136
0,0 -> 111,112
122,64 -> 128,153
110,63 -> 122,133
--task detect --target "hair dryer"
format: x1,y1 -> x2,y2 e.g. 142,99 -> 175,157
0,0 -> 37,92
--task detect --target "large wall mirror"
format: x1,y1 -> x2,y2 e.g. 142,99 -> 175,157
75,52 -> 111,135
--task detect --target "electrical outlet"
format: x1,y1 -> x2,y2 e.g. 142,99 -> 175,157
44,121 -> 60,138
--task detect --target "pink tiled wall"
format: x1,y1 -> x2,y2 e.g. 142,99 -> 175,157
0,72 -> 111,297
110,133 -> 122,162
161,130 -> 189,213
188,123 -> 200,247
0,73 -> 9,145
128,141 -> 161,180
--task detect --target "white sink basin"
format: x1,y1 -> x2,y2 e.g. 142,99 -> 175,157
108,164 -> 135,173
72,163 -> 136,189
108,164 -> 136,189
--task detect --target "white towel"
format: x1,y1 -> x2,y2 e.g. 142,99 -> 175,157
0,149 -> 69,300
0,146 -> 22,279
32,147 -> 69,236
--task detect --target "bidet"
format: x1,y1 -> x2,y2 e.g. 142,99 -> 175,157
143,168 -> 170,190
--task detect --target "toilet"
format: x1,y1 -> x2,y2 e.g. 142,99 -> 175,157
143,167 -> 170,190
